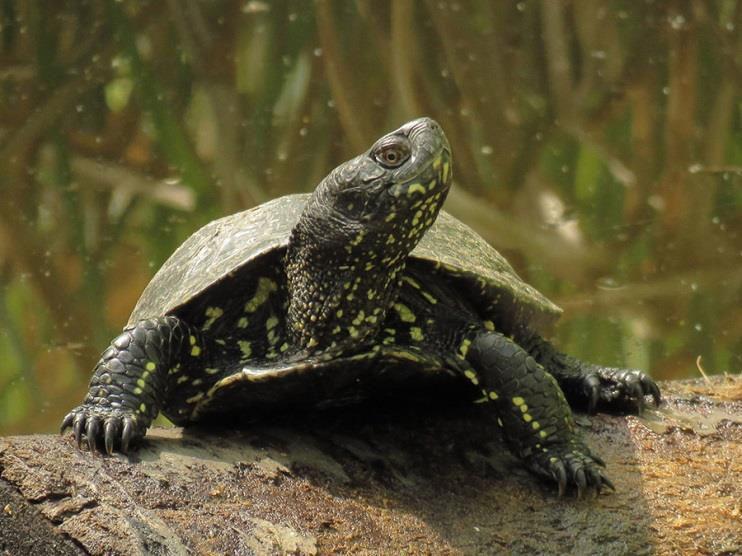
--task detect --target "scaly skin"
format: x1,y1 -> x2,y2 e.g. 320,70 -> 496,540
61,316 -> 205,454
462,330 -> 614,497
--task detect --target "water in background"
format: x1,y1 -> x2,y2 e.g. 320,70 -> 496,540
0,1 -> 740,434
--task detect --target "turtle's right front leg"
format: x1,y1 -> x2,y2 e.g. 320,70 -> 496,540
61,316 -> 203,454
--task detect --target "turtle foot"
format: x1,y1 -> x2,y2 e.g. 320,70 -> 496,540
581,367 -> 661,414
527,442 -> 614,498
60,405 -> 146,455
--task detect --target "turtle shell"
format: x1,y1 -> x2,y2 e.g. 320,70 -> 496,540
128,194 -> 562,334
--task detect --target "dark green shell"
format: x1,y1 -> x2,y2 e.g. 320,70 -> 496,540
128,194 -> 562,333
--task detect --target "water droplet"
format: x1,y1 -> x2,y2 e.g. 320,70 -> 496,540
669,13 -> 686,30
480,145 -> 493,155
596,276 -> 624,290
694,323 -> 703,332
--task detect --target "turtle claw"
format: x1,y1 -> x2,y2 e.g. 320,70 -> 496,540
73,415 -> 85,449
584,374 -> 602,414
530,443 -> 612,498
86,418 -> 101,451
60,412 -> 74,433
60,405 -> 145,455
121,418 -> 134,454
580,367 -> 662,414
550,460 -> 568,497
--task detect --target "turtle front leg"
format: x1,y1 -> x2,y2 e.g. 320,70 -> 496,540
523,334 -> 661,414
459,330 -> 613,497
61,316 -> 203,454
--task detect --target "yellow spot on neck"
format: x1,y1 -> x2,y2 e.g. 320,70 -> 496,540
488,391 -> 499,400
145,361 -> 156,371
512,396 -> 525,406
352,311 -> 366,326
407,183 -> 426,196
191,345 -> 201,357
409,327 -> 424,341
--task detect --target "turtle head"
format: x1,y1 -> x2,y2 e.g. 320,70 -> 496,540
286,118 -> 452,352
315,117 -> 452,237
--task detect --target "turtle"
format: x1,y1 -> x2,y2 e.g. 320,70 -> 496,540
62,117 -> 660,497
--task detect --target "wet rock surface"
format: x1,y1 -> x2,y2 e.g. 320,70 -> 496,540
1,376 -> 740,555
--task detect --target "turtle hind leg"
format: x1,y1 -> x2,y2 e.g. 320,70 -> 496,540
523,334 -> 661,414
61,316 -> 208,454
460,330 -> 612,497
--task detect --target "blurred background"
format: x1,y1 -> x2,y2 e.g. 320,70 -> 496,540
0,0 -> 740,435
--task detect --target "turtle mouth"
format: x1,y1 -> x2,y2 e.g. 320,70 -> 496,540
387,146 -> 452,200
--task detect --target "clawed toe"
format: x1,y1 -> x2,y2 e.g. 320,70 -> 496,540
60,406 -> 143,455
532,445 -> 613,498
582,368 -> 662,414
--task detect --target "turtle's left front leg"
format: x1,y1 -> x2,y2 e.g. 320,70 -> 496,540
523,334 -> 661,414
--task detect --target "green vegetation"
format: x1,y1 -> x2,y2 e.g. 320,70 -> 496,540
0,1 -> 740,434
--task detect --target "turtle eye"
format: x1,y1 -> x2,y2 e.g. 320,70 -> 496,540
373,138 -> 411,168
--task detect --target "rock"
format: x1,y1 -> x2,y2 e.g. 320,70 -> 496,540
1,376 -> 740,555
